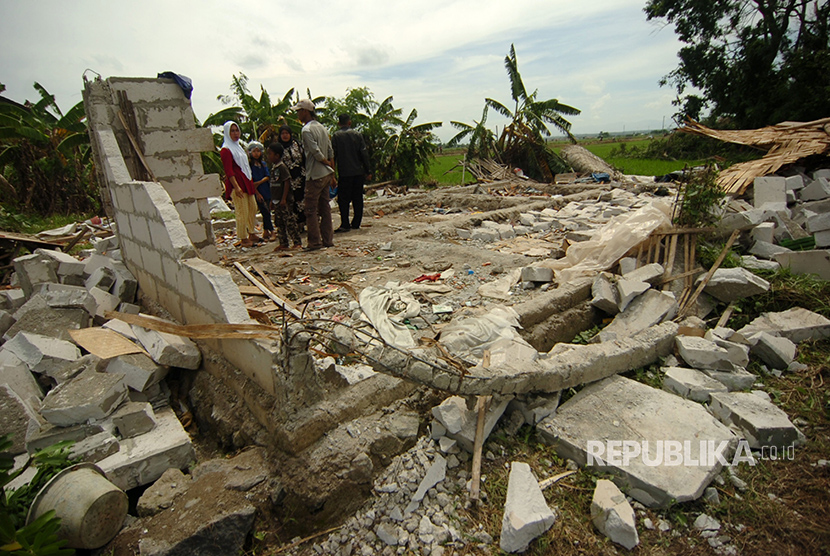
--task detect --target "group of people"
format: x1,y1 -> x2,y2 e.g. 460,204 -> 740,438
220,100 -> 371,251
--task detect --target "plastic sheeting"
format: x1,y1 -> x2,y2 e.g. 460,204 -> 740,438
438,307 -> 537,371
358,282 -> 420,349
477,268 -> 521,301
547,200 -> 672,282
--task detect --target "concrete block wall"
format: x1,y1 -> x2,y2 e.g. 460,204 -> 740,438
84,77 -> 221,262
84,81 -> 282,395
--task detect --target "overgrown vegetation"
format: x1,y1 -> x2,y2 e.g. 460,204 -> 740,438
0,83 -> 99,219
671,164 -> 726,228
0,434 -> 76,555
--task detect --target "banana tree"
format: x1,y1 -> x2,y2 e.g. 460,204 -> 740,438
379,108 -> 442,185
447,105 -> 499,161
483,44 -> 580,180
0,82 -> 96,215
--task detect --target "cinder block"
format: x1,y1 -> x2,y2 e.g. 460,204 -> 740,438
143,154 -> 197,179
751,222 -> 776,244
184,222 -> 208,245
140,247 -> 164,280
94,129 -> 133,185
86,266 -> 116,291
3,330 -> 81,375
0,309 -> 15,338
32,283 -> 97,316
815,230 -> 830,248
159,174 -> 224,203
139,105 -> 185,130
800,177 -> 830,201
89,287 -> 121,319
128,213 -> 152,245
0,289 -> 26,311
174,199 -> 200,224
110,261 -> 138,302
83,253 -> 114,277
0,349 -> 43,406
0,384 -> 40,454
784,175 -> 804,191
806,212 -> 830,234
35,249 -> 84,278
106,353 -> 168,392
111,183 -> 136,213
109,79 -> 186,103
132,324 -> 201,369
114,213 -> 133,239
184,259 -> 250,323
774,250 -> 830,280
140,128 -> 214,156
753,176 -> 787,209
13,253 -> 58,297
521,267 -> 554,283
111,401 -> 157,439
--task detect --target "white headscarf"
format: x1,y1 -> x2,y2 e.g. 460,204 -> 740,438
221,121 -> 252,179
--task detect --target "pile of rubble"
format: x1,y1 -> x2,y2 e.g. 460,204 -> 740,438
1,239 -> 197,493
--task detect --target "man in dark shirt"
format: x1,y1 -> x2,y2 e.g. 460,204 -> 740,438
331,114 -> 371,232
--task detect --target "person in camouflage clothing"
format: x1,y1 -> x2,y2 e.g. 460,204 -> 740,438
266,143 -> 303,250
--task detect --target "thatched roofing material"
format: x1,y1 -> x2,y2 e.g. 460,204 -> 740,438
681,117 -> 830,195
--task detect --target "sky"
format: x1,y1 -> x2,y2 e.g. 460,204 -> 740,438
0,0 -> 683,142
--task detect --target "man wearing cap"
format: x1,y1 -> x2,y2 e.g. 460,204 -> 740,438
332,114 -> 372,233
291,99 -> 335,251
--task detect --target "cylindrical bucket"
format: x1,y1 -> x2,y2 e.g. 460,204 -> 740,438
27,463 -> 128,549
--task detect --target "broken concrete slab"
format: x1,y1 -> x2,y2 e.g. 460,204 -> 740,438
750,222 -> 776,244
39,367 -> 128,426
31,283 -> 97,316
701,267 -> 770,303
500,461 -> 556,553
0,289 -> 26,312
774,250 -> 830,281
0,309 -> 15,338
616,279 -> 650,312
750,332 -> 797,370
109,261 -> 138,302
3,330 -> 81,376
111,401 -> 157,439
0,384 -> 40,454
806,211 -> 830,234
709,392 -> 802,449
622,262 -> 664,285
662,366 -> 729,403
591,479 -> 639,550
25,420 -> 105,454
750,240 -> 792,260
3,306 -> 89,343
88,286 -> 121,320
706,333 -> 751,368
85,265 -> 116,292
591,273 -> 619,315
106,353 -> 168,392
132,325 -> 201,369
69,430 -> 120,463
737,307 -> 830,343
700,367 -> 758,391
0,349 -> 43,405
740,255 -> 780,272
676,335 -> 735,371
537,375 -> 737,508
47,353 -> 102,384
98,405 -> 194,491
431,396 -> 510,452
599,290 -> 677,343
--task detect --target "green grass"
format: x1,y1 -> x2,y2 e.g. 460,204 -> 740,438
428,152 -> 477,185
0,205 -> 95,234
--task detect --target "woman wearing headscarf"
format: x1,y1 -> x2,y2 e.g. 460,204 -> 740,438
277,125 -> 307,231
221,121 -> 260,248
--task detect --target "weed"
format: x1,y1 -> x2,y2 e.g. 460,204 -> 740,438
671,164 -> 725,228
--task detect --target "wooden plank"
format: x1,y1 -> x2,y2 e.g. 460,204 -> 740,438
69,327 -> 147,359
679,229 -> 740,317
469,394 -> 491,503
234,262 -> 302,319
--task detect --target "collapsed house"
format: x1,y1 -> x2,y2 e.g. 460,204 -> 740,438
1,76 -> 829,554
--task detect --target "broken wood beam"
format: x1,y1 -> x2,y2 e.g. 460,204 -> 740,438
469,394 -> 491,503
233,262 -> 303,319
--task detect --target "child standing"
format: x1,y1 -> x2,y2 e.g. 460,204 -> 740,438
248,142 -> 274,241
267,143 -> 303,250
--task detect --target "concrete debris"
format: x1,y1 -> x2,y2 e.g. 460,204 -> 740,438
616,278 -> 650,312
68,430 -> 120,463
131,324 -> 201,369
749,332 -> 797,369
106,352 -> 168,392
111,400 -> 157,439
431,396 -> 510,452
591,479 -> 639,550
701,367 -> 758,391
500,461 -> 556,553
701,267 -> 770,303
662,366 -> 729,402
709,392 -> 803,449
538,375 -> 737,508
39,367 -> 128,426
0,348 -> 43,405
622,262 -> 664,285
3,330 -> 81,376
599,289 -> 677,342
405,454 -> 447,514
591,273 -> 619,315
13,252 -> 59,297
136,467 -> 192,517
98,406 -> 194,490
676,335 -> 737,371
737,307 -> 830,343
0,384 -> 40,454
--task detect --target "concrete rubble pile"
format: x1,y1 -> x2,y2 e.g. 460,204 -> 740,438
1,241 -> 196,492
